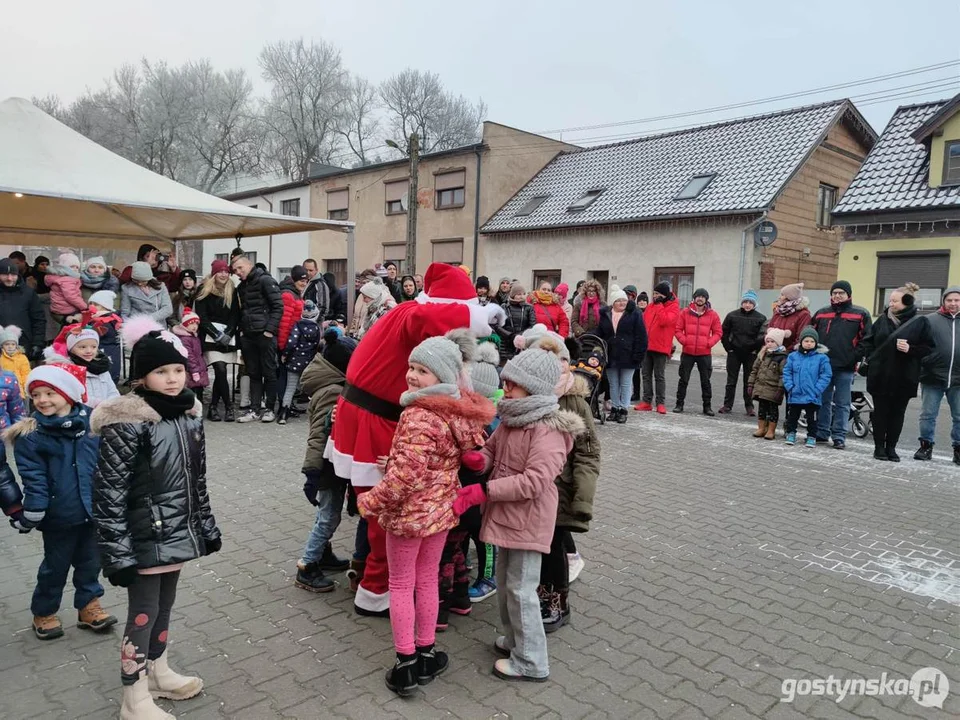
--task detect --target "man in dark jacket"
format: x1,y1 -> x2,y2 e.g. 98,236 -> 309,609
0,258 -> 46,359
915,286 -> 960,464
719,289 -> 767,416
383,262 -> 402,304
810,280 -> 873,449
232,255 -> 284,423
302,259 -> 330,319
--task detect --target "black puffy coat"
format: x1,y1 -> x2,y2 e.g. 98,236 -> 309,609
237,267 -> 283,335
91,394 -> 220,575
195,289 -> 241,352
598,304 -> 648,369
861,307 -> 934,399
0,277 -> 46,350
496,301 -> 536,362
721,308 -> 767,354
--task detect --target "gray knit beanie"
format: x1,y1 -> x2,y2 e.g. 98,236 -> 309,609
131,261 -> 153,282
470,341 -> 501,398
501,337 -> 564,396
408,329 -> 477,385
515,324 -> 570,361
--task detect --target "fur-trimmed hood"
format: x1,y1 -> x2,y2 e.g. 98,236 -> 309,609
562,373 -> 591,399
2,416 -> 37,441
409,390 -> 496,425
90,393 -> 201,434
540,408 -> 587,437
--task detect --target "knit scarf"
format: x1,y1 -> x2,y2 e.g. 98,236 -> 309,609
535,291 -> 554,305
80,271 -> 110,289
400,383 -> 460,407
51,265 -> 80,279
135,387 -> 197,420
70,350 -> 111,375
498,394 -> 559,427
776,297 -> 802,317
579,295 -> 600,326
36,404 -> 89,438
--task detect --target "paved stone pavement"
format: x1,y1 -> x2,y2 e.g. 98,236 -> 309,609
0,363 -> 958,719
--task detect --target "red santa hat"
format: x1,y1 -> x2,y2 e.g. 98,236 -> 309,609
26,363 -> 88,405
419,263 -> 479,304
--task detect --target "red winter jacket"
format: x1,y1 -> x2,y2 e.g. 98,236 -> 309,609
768,307 -> 811,352
532,300 -> 570,337
675,303 -> 722,356
644,297 -> 680,355
278,282 -> 304,351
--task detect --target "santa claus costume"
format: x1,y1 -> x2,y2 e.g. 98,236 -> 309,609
325,263 -> 505,615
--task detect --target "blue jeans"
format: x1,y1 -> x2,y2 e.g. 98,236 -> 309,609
919,384 -> 960,445
817,369 -> 854,443
496,548 -> 548,678
32,523 -> 104,616
606,368 -> 634,410
300,486 -> 345,563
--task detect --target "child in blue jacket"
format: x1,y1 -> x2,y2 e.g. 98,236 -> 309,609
782,327 -> 833,448
4,364 -> 117,640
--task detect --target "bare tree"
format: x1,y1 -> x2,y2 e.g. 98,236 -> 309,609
336,75 -> 381,167
380,68 -> 486,154
259,38 -> 348,180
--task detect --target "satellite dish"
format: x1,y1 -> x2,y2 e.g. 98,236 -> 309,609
399,193 -> 408,212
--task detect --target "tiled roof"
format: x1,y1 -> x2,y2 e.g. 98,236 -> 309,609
832,98 -> 960,219
482,100 -> 871,233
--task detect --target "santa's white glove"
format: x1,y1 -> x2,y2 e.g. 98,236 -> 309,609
485,304 -> 506,329
469,303 -> 506,336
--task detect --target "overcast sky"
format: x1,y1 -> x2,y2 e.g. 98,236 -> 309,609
2,0 -> 958,144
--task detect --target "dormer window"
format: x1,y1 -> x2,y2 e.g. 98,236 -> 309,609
675,174 -> 715,200
944,141 -> 960,185
567,189 -> 604,212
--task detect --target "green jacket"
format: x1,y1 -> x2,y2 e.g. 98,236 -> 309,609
301,353 -> 346,486
556,375 -> 601,532
746,346 -> 788,403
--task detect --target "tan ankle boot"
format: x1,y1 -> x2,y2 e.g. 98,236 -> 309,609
764,421 -> 778,440
120,676 -> 175,720
753,419 -> 768,438
78,598 -> 118,632
147,650 -> 203,701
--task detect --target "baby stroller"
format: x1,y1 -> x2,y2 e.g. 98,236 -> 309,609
797,375 -> 873,438
572,334 -> 608,425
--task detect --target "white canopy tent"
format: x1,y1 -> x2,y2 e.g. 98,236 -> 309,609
0,97 -> 354,252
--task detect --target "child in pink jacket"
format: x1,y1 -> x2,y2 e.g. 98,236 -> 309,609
358,330 -> 494,697
454,335 -> 584,682
44,253 -> 87,324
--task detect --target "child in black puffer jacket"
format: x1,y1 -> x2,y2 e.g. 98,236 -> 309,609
278,301 -> 323,425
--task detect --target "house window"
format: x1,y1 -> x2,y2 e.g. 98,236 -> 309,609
514,195 -> 549,217
276,266 -> 292,282
280,198 -> 300,217
325,259 -> 347,288
944,141 -> 960,185
675,174 -> 715,200
327,188 -> 349,221
432,239 -> 463,265
214,253 -> 230,264
875,251 -> 950,315
654,266 -> 695,307
567,189 -> 604,211
385,180 -> 408,215
817,184 -> 838,228
435,169 -> 466,209
533,270 -> 562,291
383,243 -> 406,273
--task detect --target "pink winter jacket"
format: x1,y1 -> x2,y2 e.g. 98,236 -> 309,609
479,409 -> 584,553
44,272 -> 87,316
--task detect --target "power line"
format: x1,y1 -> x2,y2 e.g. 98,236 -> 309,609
536,59 -> 960,136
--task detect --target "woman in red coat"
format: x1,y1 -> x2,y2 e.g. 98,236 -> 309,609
636,282 -> 680,413
768,283 -> 812,352
530,282 -> 570,338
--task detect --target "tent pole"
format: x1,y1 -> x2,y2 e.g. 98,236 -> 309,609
346,228 -> 355,329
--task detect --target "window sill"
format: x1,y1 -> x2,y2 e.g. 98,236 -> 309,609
385,211 -> 407,216
435,203 -> 466,211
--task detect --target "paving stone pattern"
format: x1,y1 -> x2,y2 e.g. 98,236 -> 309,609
0,364 -> 957,719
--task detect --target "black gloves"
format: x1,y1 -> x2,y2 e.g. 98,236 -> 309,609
30,346 -> 44,362
8,510 -> 35,534
857,361 -> 869,377
215,332 -> 232,349
303,473 -> 321,506
205,537 -> 222,555
108,566 -> 139,588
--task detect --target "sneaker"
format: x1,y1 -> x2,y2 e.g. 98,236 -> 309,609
236,410 -> 260,423
468,577 -> 497,602
656,404 -> 668,414
493,657 -> 549,683
805,437 -> 816,448
634,402 -> 653,412
785,433 -> 796,446
833,439 -> 846,450
717,406 -> 732,414
261,410 -> 276,423
567,552 -> 585,583
33,614 -> 64,640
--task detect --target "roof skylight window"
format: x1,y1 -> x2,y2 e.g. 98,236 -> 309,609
567,189 -> 604,211
675,174 -> 716,200
514,195 -> 549,216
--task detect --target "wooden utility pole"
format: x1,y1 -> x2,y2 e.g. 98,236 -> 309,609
405,133 -> 419,275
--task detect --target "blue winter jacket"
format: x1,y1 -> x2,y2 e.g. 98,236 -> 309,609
6,405 -> 100,529
783,346 -> 833,406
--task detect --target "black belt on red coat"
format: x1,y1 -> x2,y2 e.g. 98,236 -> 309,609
341,382 -> 402,423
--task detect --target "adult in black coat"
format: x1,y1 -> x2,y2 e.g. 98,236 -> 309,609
0,258 -> 46,359
232,255 -> 284,422
597,289 -> 648,423
858,284 -> 933,461
719,290 -> 767,416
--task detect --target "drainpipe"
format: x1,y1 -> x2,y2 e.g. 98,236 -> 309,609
471,148 -> 482,274
739,213 -> 768,297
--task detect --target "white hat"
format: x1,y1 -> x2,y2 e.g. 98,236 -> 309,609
0,325 -> 22,346
181,308 -> 200,326
88,290 -> 117,309
26,365 -> 86,405
66,327 -> 100,353
85,256 -> 106,268
608,284 -> 628,303
58,252 -> 81,269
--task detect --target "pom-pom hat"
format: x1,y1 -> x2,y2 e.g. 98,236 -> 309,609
764,328 -> 790,347
501,336 -> 564,396
66,327 -> 100,352
470,341 -> 501,399
88,290 -> 116,310
0,325 -> 22,346
408,329 -> 477,386
181,308 -> 200,326
123,316 -> 189,379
